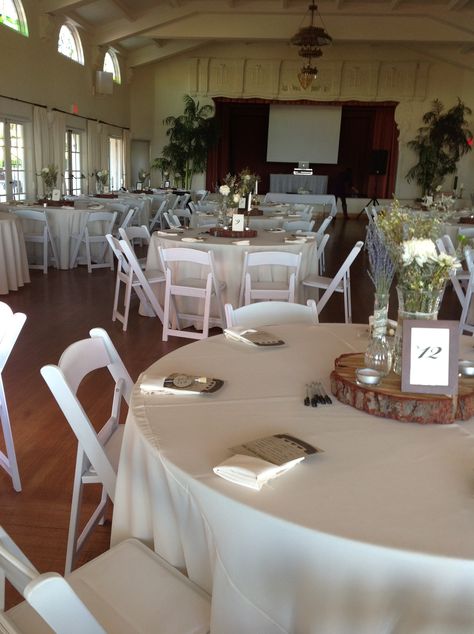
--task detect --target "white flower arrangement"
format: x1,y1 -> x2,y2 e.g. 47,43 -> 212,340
95,169 -> 109,185
219,184 -> 230,196
40,165 -> 58,189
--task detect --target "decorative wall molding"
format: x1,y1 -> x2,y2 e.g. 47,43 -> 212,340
190,57 -> 430,102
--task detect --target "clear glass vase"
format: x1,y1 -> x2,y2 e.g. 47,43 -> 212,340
365,292 -> 392,376
392,286 -> 444,375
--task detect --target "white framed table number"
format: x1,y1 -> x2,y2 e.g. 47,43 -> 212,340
401,320 -> 459,395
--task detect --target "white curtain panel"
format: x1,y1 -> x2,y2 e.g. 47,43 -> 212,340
33,106 -> 52,198
51,110 -> 66,192
87,119 -> 101,194
122,128 -> 130,189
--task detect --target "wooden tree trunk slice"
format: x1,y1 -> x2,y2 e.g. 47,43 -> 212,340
330,352 -> 474,424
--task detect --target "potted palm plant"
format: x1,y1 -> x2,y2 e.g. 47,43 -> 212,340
152,95 -> 218,190
406,99 -> 472,196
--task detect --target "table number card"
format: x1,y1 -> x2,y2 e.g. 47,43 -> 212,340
232,213 -> 245,232
401,320 -> 458,395
52,189 -> 61,201
103,186 -> 110,194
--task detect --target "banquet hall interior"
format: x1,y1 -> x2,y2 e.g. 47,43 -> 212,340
1,0 -> 474,630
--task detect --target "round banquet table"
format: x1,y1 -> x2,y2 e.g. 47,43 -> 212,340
111,323 -> 474,633
0,211 -> 30,294
12,206 -> 113,269
144,228 -> 319,318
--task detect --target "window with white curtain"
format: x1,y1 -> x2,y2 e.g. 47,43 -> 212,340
0,120 -> 26,202
109,137 -> 123,191
103,49 -> 121,84
58,23 -> 84,65
0,0 -> 28,36
64,129 -> 83,195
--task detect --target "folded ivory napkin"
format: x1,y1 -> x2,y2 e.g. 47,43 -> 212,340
232,239 -> 250,246
285,237 -> 307,244
213,433 -> 320,490
181,237 -> 204,243
213,454 -> 304,491
157,230 -> 178,236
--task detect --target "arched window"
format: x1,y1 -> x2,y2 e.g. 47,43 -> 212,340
103,49 -> 121,84
0,0 -> 28,36
58,23 -> 84,65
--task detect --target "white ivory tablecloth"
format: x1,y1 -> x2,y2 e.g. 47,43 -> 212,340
0,211 -> 30,294
111,323 -> 474,633
269,174 -> 328,194
11,206 -> 111,269
144,228 -> 318,313
264,193 -> 337,215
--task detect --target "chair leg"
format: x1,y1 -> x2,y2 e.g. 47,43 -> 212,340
85,236 -> 92,274
122,276 -> 133,332
0,382 -> 21,492
162,274 -> 171,342
65,453 -> 86,574
42,228 -> 48,274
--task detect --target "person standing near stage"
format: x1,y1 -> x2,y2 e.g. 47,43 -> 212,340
334,167 -> 358,219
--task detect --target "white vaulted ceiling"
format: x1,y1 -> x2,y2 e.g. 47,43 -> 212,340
39,0 -> 474,70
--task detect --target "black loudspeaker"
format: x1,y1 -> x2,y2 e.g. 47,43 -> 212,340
369,149 -> 388,176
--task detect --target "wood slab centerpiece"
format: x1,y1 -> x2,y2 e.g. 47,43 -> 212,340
208,228 -> 257,238
330,352 -> 474,424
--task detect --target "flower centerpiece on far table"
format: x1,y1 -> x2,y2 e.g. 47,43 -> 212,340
374,201 -> 460,374
94,169 -> 109,194
221,169 -> 260,210
39,164 -> 58,199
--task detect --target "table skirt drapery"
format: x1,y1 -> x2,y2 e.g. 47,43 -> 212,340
111,324 -> 474,633
0,211 -> 30,294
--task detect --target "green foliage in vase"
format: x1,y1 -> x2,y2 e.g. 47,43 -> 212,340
406,99 -> 472,196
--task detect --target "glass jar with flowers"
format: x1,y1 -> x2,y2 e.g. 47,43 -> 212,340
40,164 -> 58,200
218,184 -> 230,227
95,169 -> 109,194
375,202 -> 460,374
364,211 -> 395,375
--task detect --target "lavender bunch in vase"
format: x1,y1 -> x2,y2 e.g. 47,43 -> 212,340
364,211 -> 396,375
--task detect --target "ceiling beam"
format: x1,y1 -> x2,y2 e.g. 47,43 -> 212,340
109,0 -> 137,21
40,0 -> 93,12
126,39 -> 206,67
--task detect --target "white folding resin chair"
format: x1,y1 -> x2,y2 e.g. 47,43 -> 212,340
149,199 -> 168,232
163,211 -> 182,230
315,232 -> 331,275
240,251 -> 302,306
302,240 -> 363,323
118,225 -> 151,269
458,247 -> 474,335
40,328 -> 133,574
12,209 -> 59,274
314,215 -> 333,273
0,527 -> 211,634
106,236 -> 165,331
436,235 -> 467,306
115,206 -> 138,236
159,247 -> 226,341
225,299 -> 318,329
283,220 -> 315,232
0,302 -> 26,492
195,189 -> 208,202
69,211 -> 117,272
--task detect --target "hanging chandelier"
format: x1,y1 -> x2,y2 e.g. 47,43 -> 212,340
291,1 -> 332,90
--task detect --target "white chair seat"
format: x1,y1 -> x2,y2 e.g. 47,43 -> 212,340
302,274 -> 343,292
3,538 -> 211,634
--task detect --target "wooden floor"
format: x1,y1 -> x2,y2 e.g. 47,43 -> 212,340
0,215 -> 462,607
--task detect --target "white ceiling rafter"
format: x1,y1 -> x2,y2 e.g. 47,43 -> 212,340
41,0 -> 93,13
109,0 -> 137,21
127,39 -> 206,67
